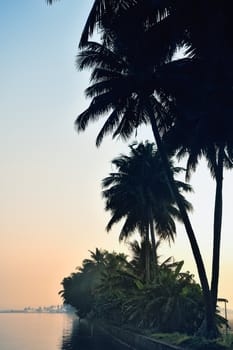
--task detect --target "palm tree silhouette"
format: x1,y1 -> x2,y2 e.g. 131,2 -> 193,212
75,35 -> 217,334
102,142 -> 192,282
165,110 -> 233,312
47,0 -> 232,336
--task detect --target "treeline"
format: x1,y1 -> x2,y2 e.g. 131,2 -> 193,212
59,246 -> 204,335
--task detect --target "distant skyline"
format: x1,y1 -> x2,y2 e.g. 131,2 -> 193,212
0,305 -> 72,313
1,1 -> 233,310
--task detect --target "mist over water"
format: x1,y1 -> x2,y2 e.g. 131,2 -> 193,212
0,313 -> 128,350
0,313 -> 74,350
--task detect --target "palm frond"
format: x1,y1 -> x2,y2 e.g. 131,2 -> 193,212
79,0 -> 139,48
79,0 -> 108,48
75,91 -> 120,131
96,108 -> 122,147
77,42 -> 126,71
90,68 -> 122,82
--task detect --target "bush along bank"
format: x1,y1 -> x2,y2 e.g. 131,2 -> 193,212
97,324 -> 230,350
59,248 -> 230,349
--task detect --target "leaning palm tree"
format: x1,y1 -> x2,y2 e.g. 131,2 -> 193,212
150,2 -> 233,336
102,142 -> 192,282
49,0 -> 224,337
47,0 -> 232,336
164,109 -> 233,313
48,0 -> 207,307
75,37 -> 217,336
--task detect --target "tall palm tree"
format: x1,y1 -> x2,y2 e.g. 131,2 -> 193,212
102,142 -> 192,282
164,110 -> 233,312
48,0 -> 232,336
75,36 -> 218,336
152,2 -> 233,334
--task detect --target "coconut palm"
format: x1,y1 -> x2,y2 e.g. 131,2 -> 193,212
129,238 -> 177,283
102,142 -> 192,282
48,0 -> 206,305
123,260 -> 204,333
164,109 -> 233,312
152,3 -> 233,335
80,248 -> 106,273
129,239 -> 153,282
48,0 -> 232,335
158,43 -> 233,322
75,36 -> 217,335
49,0 -> 227,336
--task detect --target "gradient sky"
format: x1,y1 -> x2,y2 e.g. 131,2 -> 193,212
0,1 -> 233,310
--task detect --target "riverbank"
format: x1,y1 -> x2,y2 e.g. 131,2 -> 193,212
100,324 -> 182,350
93,322 -> 231,350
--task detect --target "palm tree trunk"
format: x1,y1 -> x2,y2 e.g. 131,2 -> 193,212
145,225 -> 151,284
149,212 -> 157,275
146,100 -> 218,338
211,145 -> 224,310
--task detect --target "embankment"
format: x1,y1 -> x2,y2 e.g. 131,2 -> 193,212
99,324 -> 183,350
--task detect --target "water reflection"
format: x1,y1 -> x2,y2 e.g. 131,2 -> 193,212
61,317 -> 80,350
61,317 -> 129,350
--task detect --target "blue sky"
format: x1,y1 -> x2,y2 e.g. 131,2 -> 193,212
0,0 -> 233,309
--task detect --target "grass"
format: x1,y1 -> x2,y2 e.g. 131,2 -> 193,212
111,321 -> 233,349
219,333 -> 233,349
150,332 -> 191,345
149,332 -> 233,350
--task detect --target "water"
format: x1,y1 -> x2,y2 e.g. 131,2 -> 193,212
0,313 -> 129,350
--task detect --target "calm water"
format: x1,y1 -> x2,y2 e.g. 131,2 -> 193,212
0,313 -> 129,350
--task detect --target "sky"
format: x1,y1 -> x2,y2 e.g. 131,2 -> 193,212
0,0 -> 233,311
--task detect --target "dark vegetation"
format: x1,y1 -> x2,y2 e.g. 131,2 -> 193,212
59,247 -> 205,335
58,143 -> 228,348
48,0 -> 233,343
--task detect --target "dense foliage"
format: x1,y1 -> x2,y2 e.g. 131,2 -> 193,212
102,141 -> 192,282
59,247 -> 205,335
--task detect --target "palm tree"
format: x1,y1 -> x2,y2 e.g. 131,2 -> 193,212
48,0 -> 232,335
164,110 -> 233,312
80,248 -> 106,273
129,238 -> 177,282
47,0 -> 203,300
49,0 -> 227,337
129,238 -> 153,282
151,2 -> 233,335
102,142 -> 192,282
123,260 -> 204,333
75,35 -> 218,336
